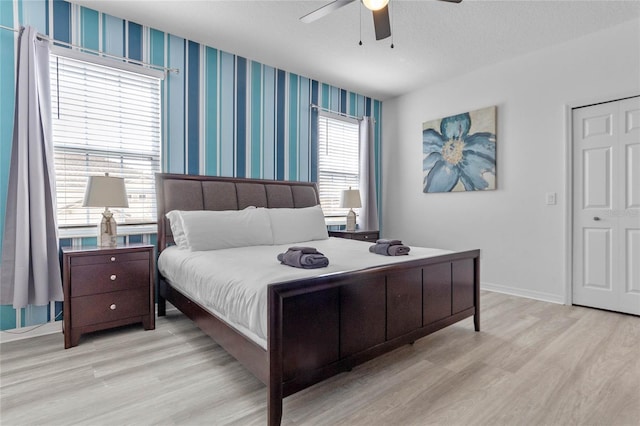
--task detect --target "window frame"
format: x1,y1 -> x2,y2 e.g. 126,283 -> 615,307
49,47 -> 163,233
317,111 -> 361,219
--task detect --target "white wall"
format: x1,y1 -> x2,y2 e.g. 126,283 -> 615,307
381,19 -> 640,303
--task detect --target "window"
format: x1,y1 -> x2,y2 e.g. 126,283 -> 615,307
50,52 -> 162,228
317,113 -> 360,217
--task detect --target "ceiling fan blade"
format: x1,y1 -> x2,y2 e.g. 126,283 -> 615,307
300,0 -> 356,23
438,0 -> 463,3
372,4 -> 391,40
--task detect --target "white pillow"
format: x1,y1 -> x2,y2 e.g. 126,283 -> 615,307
166,208 -> 273,251
165,210 -> 189,249
267,205 -> 329,245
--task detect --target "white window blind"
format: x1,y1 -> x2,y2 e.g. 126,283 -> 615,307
317,113 -> 360,217
50,54 -> 162,227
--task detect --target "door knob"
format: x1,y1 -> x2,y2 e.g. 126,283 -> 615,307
593,217 -> 601,221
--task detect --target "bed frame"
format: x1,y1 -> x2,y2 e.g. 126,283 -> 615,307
155,173 -> 480,425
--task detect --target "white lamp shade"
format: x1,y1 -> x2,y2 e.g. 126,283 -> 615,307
340,188 -> 362,209
362,0 -> 389,11
83,174 -> 129,208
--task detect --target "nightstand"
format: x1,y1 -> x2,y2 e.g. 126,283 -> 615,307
328,230 -> 379,242
62,244 -> 155,348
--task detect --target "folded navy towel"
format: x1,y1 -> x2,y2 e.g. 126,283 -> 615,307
388,245 -> 410,256
277,247 -> 329,269
299,253 -> 329,267
376,239 -> 402,246
369,242 -> 410,256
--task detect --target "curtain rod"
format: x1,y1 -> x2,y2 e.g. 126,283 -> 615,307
310,103 -> 362,121
0,24 -> 179,74
310,104 -> 377,124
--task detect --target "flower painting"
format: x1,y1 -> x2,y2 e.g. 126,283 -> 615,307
422,106 -> 496,193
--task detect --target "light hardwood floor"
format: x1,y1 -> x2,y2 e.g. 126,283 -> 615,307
1,291 -> 638,425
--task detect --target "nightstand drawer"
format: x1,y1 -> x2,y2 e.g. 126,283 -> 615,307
351,232 -> 378,242
70,260 -> 150,297
329,230 -> 379,241
71,287 -> 150,328
70,250 -> 149,267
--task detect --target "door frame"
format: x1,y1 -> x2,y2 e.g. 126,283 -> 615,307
563,92 -> 640,306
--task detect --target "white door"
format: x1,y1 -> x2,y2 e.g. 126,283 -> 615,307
572,96 -> 640,315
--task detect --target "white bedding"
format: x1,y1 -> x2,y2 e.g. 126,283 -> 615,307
158,237 -> 453,349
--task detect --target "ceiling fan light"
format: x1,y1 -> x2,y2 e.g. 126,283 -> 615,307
362,0 -> 389,12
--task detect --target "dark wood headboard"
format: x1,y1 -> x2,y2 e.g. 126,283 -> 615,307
155,173 -> 321,251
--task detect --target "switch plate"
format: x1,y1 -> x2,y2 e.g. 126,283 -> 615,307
546,192 -> 557,205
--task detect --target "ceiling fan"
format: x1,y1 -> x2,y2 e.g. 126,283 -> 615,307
301,0 -> 462,41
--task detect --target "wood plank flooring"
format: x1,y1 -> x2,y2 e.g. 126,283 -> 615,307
1,291 -> 638,425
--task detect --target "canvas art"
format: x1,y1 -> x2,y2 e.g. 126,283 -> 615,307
422,106 -> 496,193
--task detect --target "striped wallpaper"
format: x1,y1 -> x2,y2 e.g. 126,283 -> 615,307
0,0 -> 382,331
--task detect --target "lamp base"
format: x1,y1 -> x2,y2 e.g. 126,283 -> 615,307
346,209 -> 356,232
98,208 -> 118,247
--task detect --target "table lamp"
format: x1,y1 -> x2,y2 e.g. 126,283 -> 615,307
340,187 -> 361,232
83,173 -> 129,247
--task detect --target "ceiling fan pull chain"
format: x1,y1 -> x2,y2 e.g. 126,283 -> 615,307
359,2 -> 363,46
390,0 -> 394,48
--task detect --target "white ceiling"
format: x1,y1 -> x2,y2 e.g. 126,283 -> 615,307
70,0 -> 640,100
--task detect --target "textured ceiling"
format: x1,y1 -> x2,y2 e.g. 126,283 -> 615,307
69,0 -> 640,100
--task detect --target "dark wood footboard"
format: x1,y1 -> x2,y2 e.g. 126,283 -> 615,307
266,249 -> 480,426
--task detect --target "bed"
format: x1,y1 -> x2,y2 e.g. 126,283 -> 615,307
155,173 -> 480,425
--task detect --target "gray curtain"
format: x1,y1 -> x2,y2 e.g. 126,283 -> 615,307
357,116 -> 379,231
0,26 -> 63,308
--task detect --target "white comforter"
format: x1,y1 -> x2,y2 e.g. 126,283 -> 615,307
158,237 -> 453,349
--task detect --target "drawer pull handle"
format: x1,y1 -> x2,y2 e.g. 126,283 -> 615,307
110,304 -> 116,310
110,274 -> 117,281
110,257 -> 116,262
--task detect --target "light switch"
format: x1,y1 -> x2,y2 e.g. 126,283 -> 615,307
546,192 -> 557,205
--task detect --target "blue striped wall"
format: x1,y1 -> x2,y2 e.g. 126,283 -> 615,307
0,0 -> 382,331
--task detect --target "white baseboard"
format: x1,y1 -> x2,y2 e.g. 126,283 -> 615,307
0,321 -> 62,344
481,282 -> 566,305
